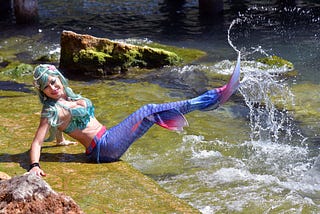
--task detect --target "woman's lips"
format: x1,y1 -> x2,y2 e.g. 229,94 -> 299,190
51,90 -> 59,96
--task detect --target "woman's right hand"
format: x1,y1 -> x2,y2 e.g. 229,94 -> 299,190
29,166 -> 46,177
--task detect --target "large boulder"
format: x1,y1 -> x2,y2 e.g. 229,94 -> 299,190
60,31 -> 181,77
0,173 -> 83,214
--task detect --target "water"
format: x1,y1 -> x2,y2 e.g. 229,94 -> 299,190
1,1 -> 320,213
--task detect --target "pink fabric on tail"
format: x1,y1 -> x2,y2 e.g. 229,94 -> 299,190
148,109 -> 189,131
219,52 -> 241,104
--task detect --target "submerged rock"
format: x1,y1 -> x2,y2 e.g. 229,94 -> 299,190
0,173 -> 83,214
289,83 -> 320,135
257,55 -> 294,70
256,55 -> 297,77
60,31 -> 181,77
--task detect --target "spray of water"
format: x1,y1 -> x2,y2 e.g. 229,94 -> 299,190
227,18 -> 305,143
227,18 -> 241,55
240,70 -> 296,142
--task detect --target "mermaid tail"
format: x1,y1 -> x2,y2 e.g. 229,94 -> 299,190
219,52 -> 241,104
131,109 -> 188,132
147,109 -> 189,131
95,54 -> 241,162
189,52 -> 241,112
134,53 -> 241,130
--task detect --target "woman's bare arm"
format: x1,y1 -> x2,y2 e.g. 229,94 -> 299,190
29,117 -> 49,177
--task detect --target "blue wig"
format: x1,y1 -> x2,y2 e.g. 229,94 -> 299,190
33,64 -> 82,141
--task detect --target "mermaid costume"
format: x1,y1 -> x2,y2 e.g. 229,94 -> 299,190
56,98 -> 95,134
66,54 -> 241,163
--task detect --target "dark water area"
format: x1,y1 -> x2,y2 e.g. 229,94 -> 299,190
1,0 -> 319,83
0,81 -> 31,94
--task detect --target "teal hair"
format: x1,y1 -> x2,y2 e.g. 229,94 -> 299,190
33,64 -> 82,141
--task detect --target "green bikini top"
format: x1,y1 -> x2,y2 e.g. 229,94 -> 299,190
57,98 -> 95,134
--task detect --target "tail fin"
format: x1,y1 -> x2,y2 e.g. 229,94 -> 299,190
190,53 -> 241,111
219,52 -> 241,104
131,109 -> 189,133
149,109 -> 189,131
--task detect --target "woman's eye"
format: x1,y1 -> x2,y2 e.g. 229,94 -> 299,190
44,78 -> 57,89
50,79 -> 56,85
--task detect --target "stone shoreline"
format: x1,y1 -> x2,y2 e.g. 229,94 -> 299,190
0,161 -> 199,213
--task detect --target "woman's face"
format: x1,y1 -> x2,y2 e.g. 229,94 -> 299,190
42,75 -> 65,100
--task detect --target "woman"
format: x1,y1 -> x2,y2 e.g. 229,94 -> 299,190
29,54 -> 240,177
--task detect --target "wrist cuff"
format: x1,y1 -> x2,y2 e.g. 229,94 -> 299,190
28,162 -> 40,171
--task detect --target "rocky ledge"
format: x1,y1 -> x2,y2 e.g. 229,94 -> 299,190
0,172 -> 83,214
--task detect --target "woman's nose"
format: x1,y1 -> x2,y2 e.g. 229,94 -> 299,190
49,83 -> 56,90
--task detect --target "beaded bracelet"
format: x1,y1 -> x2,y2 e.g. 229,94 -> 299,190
28,162 -> 40,171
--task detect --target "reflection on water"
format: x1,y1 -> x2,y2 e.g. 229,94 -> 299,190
1,1 -> 319,82
1,0 -> 320,213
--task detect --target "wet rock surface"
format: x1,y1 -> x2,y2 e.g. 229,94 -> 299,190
0,173 -> 83,214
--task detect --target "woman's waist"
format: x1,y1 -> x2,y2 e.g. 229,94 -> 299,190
85,125 -> 107,155
67,123 -> 105,148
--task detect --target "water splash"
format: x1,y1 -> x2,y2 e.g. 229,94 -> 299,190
228,18 -> 305,143
240,70 -> 295,142
227,18 -> 242,55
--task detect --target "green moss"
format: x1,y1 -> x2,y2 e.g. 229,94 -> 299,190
74,49 -> 112,65
257,55 -> 294,70
148,42 -> 206,64
140,47 -> 181,68
0,90 -> 30,98
113,48 -> 145,67
72,44 -> 182,73
2,63 -> 34,78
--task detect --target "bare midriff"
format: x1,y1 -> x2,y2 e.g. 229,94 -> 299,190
58,117 -> 103,149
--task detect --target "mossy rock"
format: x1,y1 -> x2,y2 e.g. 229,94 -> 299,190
60,31 -> 186,77
257,56 -> 293,69
2,63 -> 34,78
147,42 -> 206,65
257,55 -> 297,77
